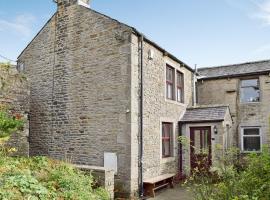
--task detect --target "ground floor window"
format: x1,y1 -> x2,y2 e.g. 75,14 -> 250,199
162,122 -> 173,158
241,127 -> 261,152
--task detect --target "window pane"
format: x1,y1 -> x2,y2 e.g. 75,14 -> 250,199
162,124 -> 165,137
164,125 -> 170,137
241,79 -> 259,87
167,84 -> 173,99
194,130 -> 201,154
201,130 -> 209,154
177,88 -> 182,102
177,72 -> 182,86
244,128 -> 260,135
166,67 -> 173,81
241,87 -> 260,102
243,136 -> 261,151
162,140 -> 170,157
240,79 -> 260,103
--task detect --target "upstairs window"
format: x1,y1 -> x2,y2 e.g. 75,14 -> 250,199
240,79 -> 260,103
166,66 -> 175,100
176,71 -> 184,103
241,127 -> 261,152
162,122 -> 173,158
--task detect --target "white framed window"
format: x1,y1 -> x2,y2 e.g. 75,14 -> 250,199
241,127 -> 262,152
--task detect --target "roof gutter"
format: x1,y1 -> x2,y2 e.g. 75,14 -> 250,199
180,119 -> 225,124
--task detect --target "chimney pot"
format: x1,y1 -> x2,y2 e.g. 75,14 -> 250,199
55,0 -> 91,8
78,0 -> 91,8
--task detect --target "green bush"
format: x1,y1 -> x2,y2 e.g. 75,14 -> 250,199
0,111 -> 24,138
186,148 -> 270,200
0,156 -> 110,200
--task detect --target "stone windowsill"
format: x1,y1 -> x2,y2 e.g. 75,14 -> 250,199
165,99 -> 187,107
160,156 -> 176,164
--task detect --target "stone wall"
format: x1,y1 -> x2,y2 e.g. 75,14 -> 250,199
130,34 -> 194,182
75,165 -> 115,200
18,1 -> 136,196
197,75 -> 270,149
0,65 -> 29,156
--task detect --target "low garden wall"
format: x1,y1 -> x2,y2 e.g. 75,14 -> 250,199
75,165 -> 115,200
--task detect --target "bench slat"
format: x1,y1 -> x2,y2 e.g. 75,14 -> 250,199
144,173 -> 174,184
153,183 -> 169,191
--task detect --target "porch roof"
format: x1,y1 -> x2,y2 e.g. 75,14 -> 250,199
180,105 -> 229,123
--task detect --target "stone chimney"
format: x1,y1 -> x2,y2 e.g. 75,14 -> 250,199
56,0 -> 91,8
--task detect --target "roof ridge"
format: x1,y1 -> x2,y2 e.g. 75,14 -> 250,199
198,59 -> 270,71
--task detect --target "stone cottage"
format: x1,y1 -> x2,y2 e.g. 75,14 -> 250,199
16,0 -> 270,198
17,0 -> 195,197
197,60 -> 270,154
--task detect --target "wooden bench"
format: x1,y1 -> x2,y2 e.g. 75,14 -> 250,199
143,173 -> 175,198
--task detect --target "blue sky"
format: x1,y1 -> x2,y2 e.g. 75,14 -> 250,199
0,0 -> 270,68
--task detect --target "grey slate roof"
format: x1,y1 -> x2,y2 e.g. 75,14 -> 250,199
198,60 -> 270,79
181,105 -> 229,123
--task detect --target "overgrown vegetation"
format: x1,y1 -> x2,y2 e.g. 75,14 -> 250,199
0,110 -> 24,138
0,156 -> 109,200
0,62 -> 110,200
181,132 -> 270,200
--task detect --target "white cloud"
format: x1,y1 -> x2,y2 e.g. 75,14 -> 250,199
254,43 -> 270,54
252,0 -> 270,26
0,14 -> 36,38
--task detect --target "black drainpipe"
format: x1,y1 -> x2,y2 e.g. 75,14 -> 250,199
138,35 -> 144,199
178,122 -> 183,179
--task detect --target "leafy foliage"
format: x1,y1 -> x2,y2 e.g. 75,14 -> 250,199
0,111 -> 24,138
185,147 -> 270,200
0,156 -> 110,200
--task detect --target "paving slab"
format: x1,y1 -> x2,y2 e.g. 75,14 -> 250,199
148,186 -> 193,200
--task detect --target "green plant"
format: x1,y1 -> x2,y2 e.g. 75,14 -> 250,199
0,111 -> 24,138
0,155 -> 110,200
184,147 -> 270,200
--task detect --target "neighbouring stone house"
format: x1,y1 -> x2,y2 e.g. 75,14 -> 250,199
197,60 -> 270,154
16,0 -> 270,198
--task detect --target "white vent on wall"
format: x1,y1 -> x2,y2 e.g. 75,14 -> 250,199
104,152 -> 118,174
78,0 -> 90,8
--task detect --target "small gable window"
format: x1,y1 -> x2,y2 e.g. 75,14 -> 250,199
240,79 -> 260,103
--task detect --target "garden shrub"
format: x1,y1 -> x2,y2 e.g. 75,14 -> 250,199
185,147 -> 270,200
0,155 -> 110,200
